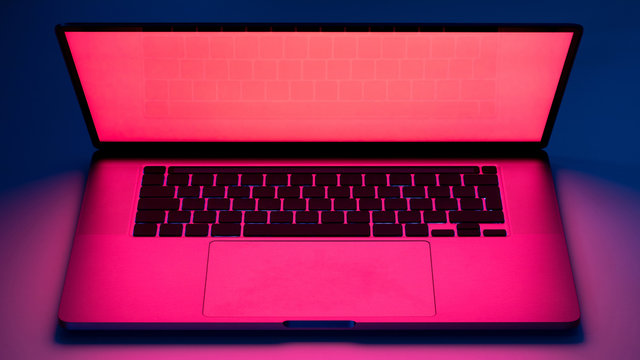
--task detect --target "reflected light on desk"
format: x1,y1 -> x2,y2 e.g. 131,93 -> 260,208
554,167 -> 640,358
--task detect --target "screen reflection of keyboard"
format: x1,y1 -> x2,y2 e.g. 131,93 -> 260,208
133,166 -> 507,237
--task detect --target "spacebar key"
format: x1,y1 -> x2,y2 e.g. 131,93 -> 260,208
244,224 -> 370,237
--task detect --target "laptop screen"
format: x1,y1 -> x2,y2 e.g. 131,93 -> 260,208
64,29 -> 574,142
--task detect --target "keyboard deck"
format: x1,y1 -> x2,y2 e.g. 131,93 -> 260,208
133,166 -> 506,237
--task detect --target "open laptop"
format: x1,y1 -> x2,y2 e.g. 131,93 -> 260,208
56,23 -> 582,330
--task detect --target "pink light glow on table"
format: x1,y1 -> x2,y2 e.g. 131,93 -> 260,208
65,31 -> 573,142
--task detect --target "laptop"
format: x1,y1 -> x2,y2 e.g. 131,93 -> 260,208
56,23 -> 582,330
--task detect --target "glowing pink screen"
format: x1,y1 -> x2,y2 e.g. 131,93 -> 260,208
65,31 -> 573,142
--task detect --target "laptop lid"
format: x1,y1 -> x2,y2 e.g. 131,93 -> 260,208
56,23 -> 582,149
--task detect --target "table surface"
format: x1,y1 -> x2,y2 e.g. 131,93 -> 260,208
1,0 -> 638,359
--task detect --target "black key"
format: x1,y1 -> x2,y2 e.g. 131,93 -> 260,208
283,198 -> 306,210
219,211 -> 243,223
482,166 -> 497,174
322,211 -> 345,224
449,211 -> 504,223
168,211 -> 191,223
240,173 -> 263,185
142,174 -> 165,186
211,223 -> 241,236
243,224 -> 370,237
409,198 -> 432,210
135,210 -> 165,223
266,173 -> 288,186
334,198 -> 357,210
353,186 -> 376,198
365,173 -> 387,186
277,187 -> 300,198
359,198 -> 382,210
423,211 -> 447,223
253,186 -> 276,198
435,198 -> 458,211
233,198 -> 256,210
191,174 -> 213,186
457,223 -> 481,236
340,174 -> 362,186
216,173 -> 239,186
271,211 -> 294,223
143,166 -> 166,174
439,174 -> 461,185
431,229 -> 454,237
140,186 -> 174,198
414,174 -> 436,186
484,229 -> 507,237
430,166 -> 479,174
477,187 -> 502,210
460,198 -> 483,210
207,198 -> 231,210
398,211 -> 421,223
384,198 -> 407,210
315,174 -> 337,186
458,229 -> 481,237
485,197 -> 503,210
296,211 -> 319,223
403,186 -> 426,198
453,186 -> 476,198
202,186 -> 226,198
258,198 -> 281,210
347,211 -> 370,223
378,186 -> 401,198
372,211 -> 395,223
309,198 -> 331,210
302,187 -> 326,198
138,198 -> 179,210
159,224 -> 183,236
166,174 -> 189,185
427,186 -> 450,198
185,224 -> 209,237
389,173 -> 412,185
328,186 -> 350,198
178,186 -> 200,198
464,174 -> 499,186
479,185 -> 502,209
182,198 -> 205,210
477,186 -> 500,198
373,224 -> 403,236
405,224 -> 429,236
244,211 -> 268,223
228,186 -> 251,198
291,174 -> 313,186
133,223 -> 157,236
193,211 -> 216,223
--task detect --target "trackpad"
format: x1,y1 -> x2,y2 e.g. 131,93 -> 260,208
203,241 -> 435,318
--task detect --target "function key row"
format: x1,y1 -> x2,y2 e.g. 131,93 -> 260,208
142,172 -> 499,187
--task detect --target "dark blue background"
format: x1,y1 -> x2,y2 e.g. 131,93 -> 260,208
1,1 -> 639,358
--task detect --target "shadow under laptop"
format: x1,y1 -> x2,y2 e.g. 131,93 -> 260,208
54,323 -> 584,345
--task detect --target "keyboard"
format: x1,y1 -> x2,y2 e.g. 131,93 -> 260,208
133,166 -> 506,237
